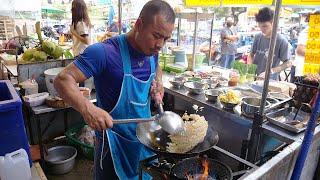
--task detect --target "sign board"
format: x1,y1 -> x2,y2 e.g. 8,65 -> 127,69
283,0 -> 320,5
304,14 -> 320,74
222,0 -> 272,5
185,0 -> 320,6
185,0 -> 219,6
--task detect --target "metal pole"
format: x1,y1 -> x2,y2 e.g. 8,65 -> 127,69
247,0 -> 283,163
118,0 -> 122,35
208,13 -> 214,66
177,16 -> 181,47
192,11 -> 199,70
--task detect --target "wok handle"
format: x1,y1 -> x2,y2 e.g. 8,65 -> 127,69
158,103 -> 164,114
112,117 -> 155,124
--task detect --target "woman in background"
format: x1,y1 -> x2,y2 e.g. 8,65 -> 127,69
70,0 -> 92,57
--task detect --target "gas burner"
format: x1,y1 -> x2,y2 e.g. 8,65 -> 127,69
139,146 -> 258,180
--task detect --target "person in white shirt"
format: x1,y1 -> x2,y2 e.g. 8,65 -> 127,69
292,10 -> 320,82
70,0 -> 92,57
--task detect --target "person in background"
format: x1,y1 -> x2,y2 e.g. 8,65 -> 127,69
54,0 -> 175,179
107,16 -> 128,33
70,0 -> 92,57
247,7 -> 292,80
292,10 -> 320,82
220,16 -> 239,68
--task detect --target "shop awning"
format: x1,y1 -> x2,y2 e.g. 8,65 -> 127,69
41,6 -> 66,14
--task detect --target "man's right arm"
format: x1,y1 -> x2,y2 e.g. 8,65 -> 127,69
54,64 -> 113,131
296,44 -> 306,56
54,43 -> 113,131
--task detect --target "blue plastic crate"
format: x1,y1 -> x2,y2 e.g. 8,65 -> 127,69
0,80 -> 31,166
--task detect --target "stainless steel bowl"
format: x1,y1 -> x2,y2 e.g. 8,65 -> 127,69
210,71 -> 222,79
202,78 -> 219,89
44,146 -> 77,175
217,77 -> 229,87
173,76 -> 185,82
205,89 -> 222,103
184,81 -> 206,95
169,79 -> 185,89
241,97 -> 271,118
220,101 -> 239,110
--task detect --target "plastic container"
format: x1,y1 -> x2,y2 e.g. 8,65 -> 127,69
24,92 -> 49,107
0,149 -> 31,180
0,80 -> 31,166
65,123 -> 94,160
19,77 -> 38,95
195,53 -> 206,68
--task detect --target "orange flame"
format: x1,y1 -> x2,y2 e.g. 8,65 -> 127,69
200,159 -> 209,180
185,159 -> 210,180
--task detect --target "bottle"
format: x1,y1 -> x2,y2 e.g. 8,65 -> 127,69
19,75 -> 38,95
228,70 -> 239,86
0,149 -> 31,180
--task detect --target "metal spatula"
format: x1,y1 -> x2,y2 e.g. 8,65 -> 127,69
113,104 -> 185,134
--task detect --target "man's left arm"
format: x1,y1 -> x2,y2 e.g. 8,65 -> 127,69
258,39 -> 293,78
271,39 -> 293,74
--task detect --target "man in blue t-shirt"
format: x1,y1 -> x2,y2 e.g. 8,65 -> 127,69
54,1 -> 175,179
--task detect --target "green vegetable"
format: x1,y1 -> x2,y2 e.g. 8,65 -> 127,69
33,51 -> 47,61
63,49 -> 74,59
247,64 -> 257,75
42,41 -> 56,55
51,46 -> 63,59
232,61 -> 247,75
22,49 -> 35,61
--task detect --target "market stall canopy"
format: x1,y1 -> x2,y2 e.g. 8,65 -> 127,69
41,6 -> 66,14
247,7 -> 293,18
184,0 -> 320,6
0,0 -> 41,12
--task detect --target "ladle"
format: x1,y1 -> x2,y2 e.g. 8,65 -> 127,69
113,104 -> 185,134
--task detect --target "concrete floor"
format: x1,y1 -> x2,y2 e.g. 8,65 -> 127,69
46,156 -> 94,180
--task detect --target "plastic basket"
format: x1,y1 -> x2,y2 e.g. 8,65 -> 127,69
65,123 -> 94,160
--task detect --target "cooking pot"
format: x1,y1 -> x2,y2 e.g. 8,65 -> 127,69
241,97 -> 271,118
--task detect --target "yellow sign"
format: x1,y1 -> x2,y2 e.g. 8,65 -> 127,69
304,14 -> 320,75
305,52 -> 320,64
306,41 -> 320,51
309,15 -> 320,27
185,0 -> 219,6
222,0 -> 272,5
283,0 -> 320,5
308,29 -> 320,39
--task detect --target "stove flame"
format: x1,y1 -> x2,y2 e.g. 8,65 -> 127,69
185,159 -> 214,180
201,159 -> 209,180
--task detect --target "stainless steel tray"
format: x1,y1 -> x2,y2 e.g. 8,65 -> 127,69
266,107 -> 310,133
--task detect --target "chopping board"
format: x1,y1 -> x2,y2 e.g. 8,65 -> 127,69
45,96 -> 69,108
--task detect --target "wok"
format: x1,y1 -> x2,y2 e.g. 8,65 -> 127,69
136,121 -> 219,158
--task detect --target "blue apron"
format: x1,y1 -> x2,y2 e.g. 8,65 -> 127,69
105,34 -> 155,180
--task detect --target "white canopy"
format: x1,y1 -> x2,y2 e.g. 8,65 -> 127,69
0,0 -> 41,12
